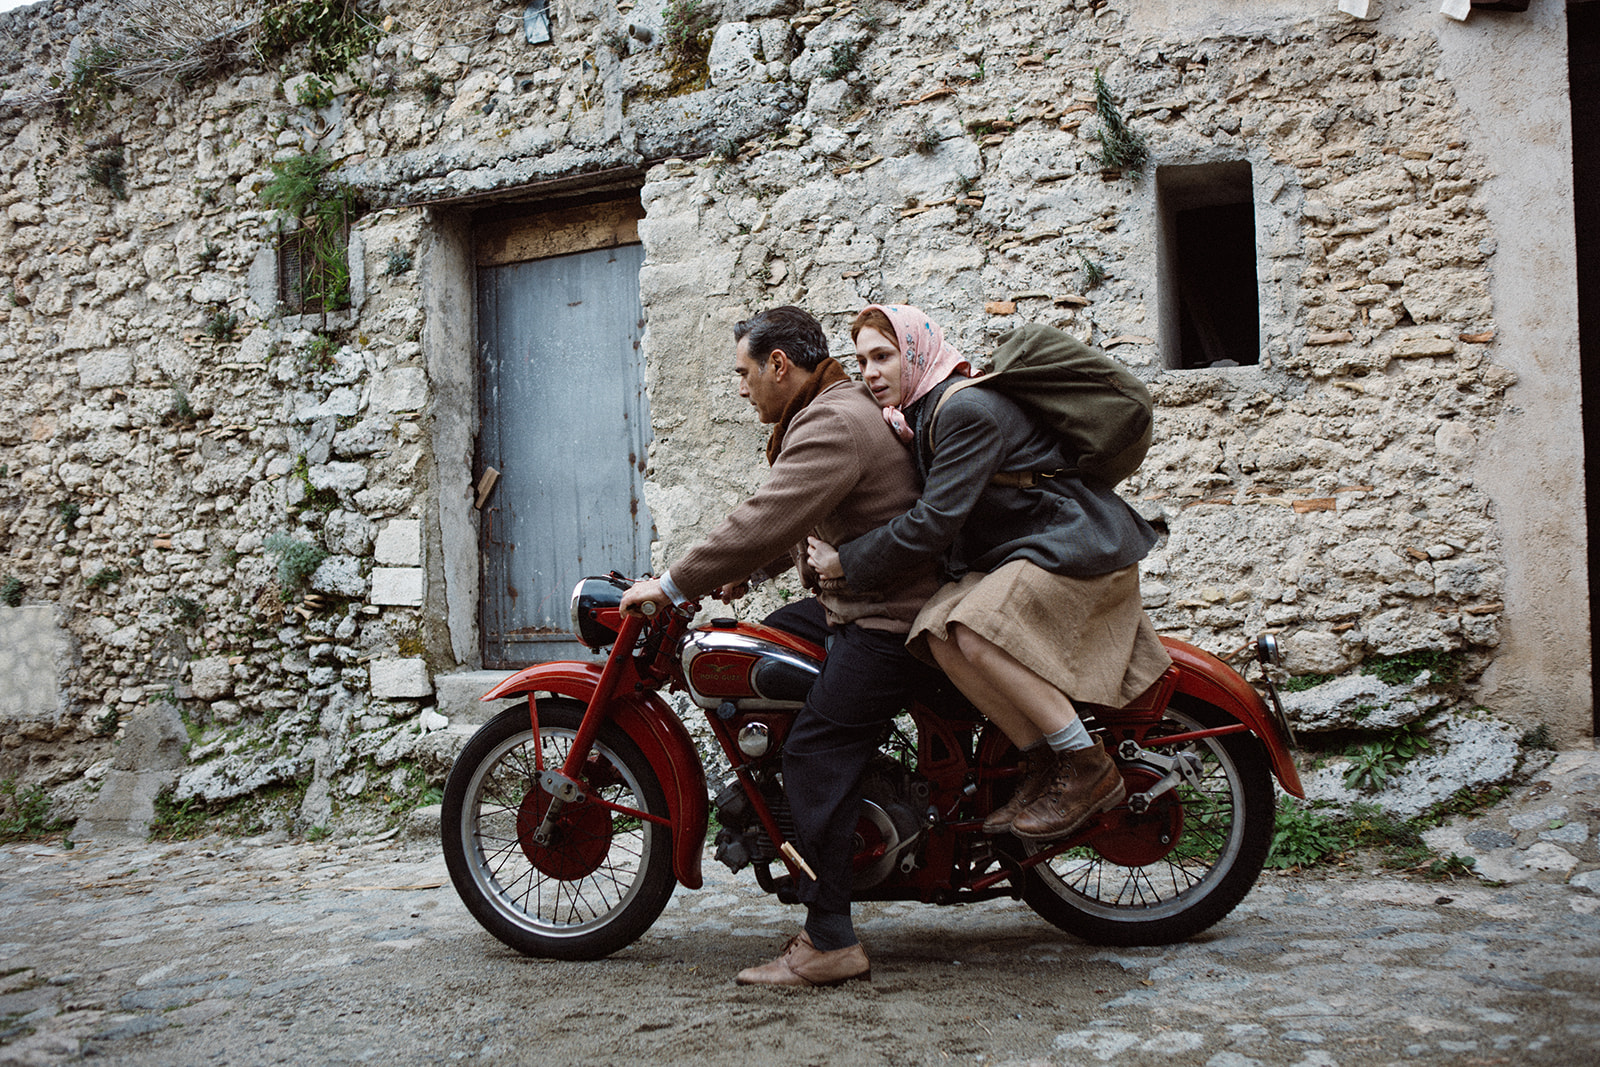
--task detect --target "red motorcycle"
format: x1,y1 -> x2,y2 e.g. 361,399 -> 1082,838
441,573 -> 1304,960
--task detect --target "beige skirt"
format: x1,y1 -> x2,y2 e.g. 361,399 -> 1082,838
908,559 -> 1172,708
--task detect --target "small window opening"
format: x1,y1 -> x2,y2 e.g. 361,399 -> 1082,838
1157,162 -> 1260,369
277,222 -> 350,316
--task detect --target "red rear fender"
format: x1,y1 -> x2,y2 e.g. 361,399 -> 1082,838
480,662 -> 709,887
1160,638 -> 1304,797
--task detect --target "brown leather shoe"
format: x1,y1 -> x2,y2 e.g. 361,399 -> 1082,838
982,747 -> 1058,835
734,932 -> 871,987
1009,738 -> 1126,843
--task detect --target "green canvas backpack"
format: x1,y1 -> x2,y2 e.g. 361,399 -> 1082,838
927,323 -> 1154,487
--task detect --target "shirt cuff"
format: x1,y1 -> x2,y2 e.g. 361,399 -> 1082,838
659,569 -> 690,606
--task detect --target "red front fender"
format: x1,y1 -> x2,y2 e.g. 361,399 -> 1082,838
1160,637 -> 1304,798
483,663 -> 709,889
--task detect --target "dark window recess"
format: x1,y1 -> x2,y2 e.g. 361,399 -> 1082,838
277,224 -> 350,315
1158,162 -> 1260,369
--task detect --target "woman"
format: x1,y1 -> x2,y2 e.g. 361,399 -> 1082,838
809,304 -> 1172,842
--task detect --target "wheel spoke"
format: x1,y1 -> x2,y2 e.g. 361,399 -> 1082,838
1025,707 -> 1260,920
462,724 -> 654,929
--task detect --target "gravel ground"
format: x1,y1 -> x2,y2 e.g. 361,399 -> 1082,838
2,752 -> 1598,1067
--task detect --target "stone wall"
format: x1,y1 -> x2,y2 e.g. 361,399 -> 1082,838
0,0 -> 1588,833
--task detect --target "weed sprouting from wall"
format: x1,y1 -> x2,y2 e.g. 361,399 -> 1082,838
82,147 -> 128,199
295,74 -> 335,109
54,44 -> 124,128
204,308 -> 241,342
258,0 -> 378,79
1079,253 -> 1106,290
0,576 -> 23,608
0,779 -> 66,841
164,595 -> 205,628
1092,69 -> 1148,175
1361,649 -> 1465,687
165,389 -> 201,427
661,0 -> 715,91
821,40 -> 861,82
86,567 -> 123,590
264,533 -> 328,597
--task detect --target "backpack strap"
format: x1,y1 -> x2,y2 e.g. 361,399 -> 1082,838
925,378 -> 1064,489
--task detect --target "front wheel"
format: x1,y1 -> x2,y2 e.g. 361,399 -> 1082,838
441,699 -> 675,959
1011,699 -> 1275,946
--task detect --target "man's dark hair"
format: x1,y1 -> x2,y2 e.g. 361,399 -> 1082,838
734,306 -> 829,371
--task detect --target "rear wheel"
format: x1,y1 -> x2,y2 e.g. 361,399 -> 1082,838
441,699 -> 675,959
1013,700 -> 1275,946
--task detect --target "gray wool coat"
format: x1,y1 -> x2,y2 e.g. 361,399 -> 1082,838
837,377 -> 1159,589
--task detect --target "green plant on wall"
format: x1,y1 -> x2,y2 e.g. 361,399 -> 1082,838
1341,723 -> 1432,792
1362,648 -> 1465,687
165,388 -> 201,427
164,595 -> 205,628
1091,68 -> 1148,175
86,567 -> 123,590
662,0 -> 715,89
1079,253 -> 1106,290
204,308 -> 240,342
0,576 -> 22,607
259,0 -> 378,78
297,331 -> 340,373
82,147 -> 128,199
295,74 -> 335,109
821,40 -> 862,81
52,43 -> 124,129
264,532 -> 327,597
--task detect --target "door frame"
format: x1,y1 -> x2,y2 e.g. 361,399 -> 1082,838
420,178 -> 648,671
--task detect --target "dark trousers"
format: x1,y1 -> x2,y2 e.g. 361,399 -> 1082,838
762,599 -> 930,919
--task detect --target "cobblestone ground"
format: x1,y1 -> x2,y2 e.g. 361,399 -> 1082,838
2,755 -> 1599,1067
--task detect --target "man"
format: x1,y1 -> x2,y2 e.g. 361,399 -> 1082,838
620,306 -> 939,987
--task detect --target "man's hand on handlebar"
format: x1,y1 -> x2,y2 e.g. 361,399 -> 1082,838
620,577 -> 672,618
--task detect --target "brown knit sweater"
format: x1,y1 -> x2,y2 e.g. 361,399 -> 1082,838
670,380 -> 940,631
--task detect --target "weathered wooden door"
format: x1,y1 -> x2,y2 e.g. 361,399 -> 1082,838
476,202 -> 650,668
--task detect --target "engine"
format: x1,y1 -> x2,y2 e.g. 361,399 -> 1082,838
712,757 -> 932,891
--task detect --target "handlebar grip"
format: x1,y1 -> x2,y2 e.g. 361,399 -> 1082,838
639,599 -> 658,617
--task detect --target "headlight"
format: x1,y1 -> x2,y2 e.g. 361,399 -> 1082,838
570,575 -> 629,650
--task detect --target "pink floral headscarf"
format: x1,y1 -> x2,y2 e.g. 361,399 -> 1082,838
862,304 -> 974,443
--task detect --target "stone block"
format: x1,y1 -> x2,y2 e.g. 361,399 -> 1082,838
371,567 -> 424,606
77,351 -> 134,388
435,670 -> 520,726
308,461 -> 368,492
710,23 -> 762,86
0,605 -> 69,724
373,367 -> 428,412
311,556 -> 369,597
375,519 -> 422,566
370,657 -> 433,699
189,655 -> 234,701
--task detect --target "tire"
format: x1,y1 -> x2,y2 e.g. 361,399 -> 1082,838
1012,699 -> 1275,946
441,699 -> 675,960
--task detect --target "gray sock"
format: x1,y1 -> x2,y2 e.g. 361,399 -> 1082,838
1044,718 -> 1093,753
